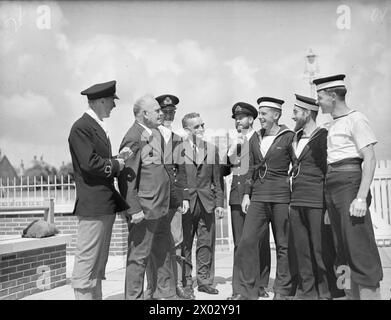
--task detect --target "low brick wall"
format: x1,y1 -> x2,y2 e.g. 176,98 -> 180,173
0,212 -> 128,256
0,244 -> 67,300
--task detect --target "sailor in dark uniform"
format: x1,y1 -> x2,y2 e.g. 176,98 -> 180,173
230,97 -> 296,300
313,74 -> 383,299
289,94 -> 332,299
223,102 -> 271,299
68,80 -> 130,300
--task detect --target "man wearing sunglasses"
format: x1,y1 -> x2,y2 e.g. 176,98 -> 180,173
180,113 -> 225,296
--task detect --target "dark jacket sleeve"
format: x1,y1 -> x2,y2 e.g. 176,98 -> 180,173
212,148 -> 225,208
220,151 -> 233,177
287,132 -> 296,164
118,136 -> 143,216
174,138 -> 190,201
244,139 -> 255,195
69,125 -> 120,179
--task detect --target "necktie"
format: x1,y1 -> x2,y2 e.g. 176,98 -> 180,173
193,144 -> 198,165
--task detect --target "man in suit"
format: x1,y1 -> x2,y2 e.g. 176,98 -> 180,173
181,112 -> 225,297
231,97 -> 296,300
68,80 -> 130,300
118,94 -> 177,300
145,94 -> 192,300
222,102 -> 271,299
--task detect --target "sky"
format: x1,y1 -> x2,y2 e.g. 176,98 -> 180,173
0,0 -> 390,169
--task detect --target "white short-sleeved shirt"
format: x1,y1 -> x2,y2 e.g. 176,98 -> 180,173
324,110 -> 377,164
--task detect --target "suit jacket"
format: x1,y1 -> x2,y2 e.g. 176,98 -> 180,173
182,139 -> 224,213
162,130 -> 190,209
290,127 -> 328,208
244,125 -> 295,203
118,121 -> 170,220
68,113 -> 129,217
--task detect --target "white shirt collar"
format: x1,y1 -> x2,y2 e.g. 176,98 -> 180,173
244,128 -> 255,140
85,109 -> 108,137
137,121 -> 152,135
158,125 -> 172,144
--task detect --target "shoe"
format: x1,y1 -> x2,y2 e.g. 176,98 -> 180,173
258,287 -> 269,298
273,293 -> 289,300
176,286 -> 193,300
198,285 -> 219,295
227,294 -> 248,300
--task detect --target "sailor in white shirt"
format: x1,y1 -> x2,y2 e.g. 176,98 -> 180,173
314,74 -> 383,300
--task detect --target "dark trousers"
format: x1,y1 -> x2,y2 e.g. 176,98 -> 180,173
182,197 -> 216,287
125,214 -> 176,300
321,224 -> 346,299
290,206 -> 331,299
325,170 -> 383,287
145,208 -> 181,298
233,202 -> 295,299
230,204 -> 271,292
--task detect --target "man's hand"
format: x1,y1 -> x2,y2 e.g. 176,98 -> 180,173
215,207 -> 224,219
118,147 -> 133,160
227,133 -> 245,157
130,211 -> 145,224
117,158 -> 125,171
241,195 -> 250,214
349,198 -> 367,217
182,200 -> 190,214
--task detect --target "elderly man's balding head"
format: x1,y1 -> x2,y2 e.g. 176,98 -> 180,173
133,94 -> 163,128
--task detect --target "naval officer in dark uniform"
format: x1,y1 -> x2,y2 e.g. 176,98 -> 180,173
231,97 -> 296,300
313,74 -> 383,299
68,80 -> 130,300
223,102 -> 271,299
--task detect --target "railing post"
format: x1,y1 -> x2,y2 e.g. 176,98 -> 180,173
44,198 -> 55,224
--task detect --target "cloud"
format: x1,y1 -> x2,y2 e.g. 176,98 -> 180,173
0,91 -> 55,138
225,56 -> 259,90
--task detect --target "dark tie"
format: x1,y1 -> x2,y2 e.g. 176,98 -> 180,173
236,143 -> 242,157
193,144 -> 198,165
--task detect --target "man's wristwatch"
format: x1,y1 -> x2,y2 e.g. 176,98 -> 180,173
356,197 -> 366,203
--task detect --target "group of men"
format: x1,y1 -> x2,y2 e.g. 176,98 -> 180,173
68,73 -> 383,300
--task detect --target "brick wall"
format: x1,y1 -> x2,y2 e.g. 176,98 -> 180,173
0,213 -> 128,256
0,244 -> 67,300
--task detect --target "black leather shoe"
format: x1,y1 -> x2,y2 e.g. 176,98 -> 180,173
176,286 -> 193,300
258,287 -> 269,298
198,285 -> 219,295
227,294 -> 248,300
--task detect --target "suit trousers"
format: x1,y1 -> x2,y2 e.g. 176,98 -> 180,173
145,208 -> 182,298
290,206 -> 331,299
230,204 -> 271,292
125,214 -> 176,300
325,170 -> 383,288
233,201 -> 295,299
182,197 -> 216,287
72,214 -> 115,298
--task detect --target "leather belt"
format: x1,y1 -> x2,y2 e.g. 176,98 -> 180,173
327,163 -> 361,173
